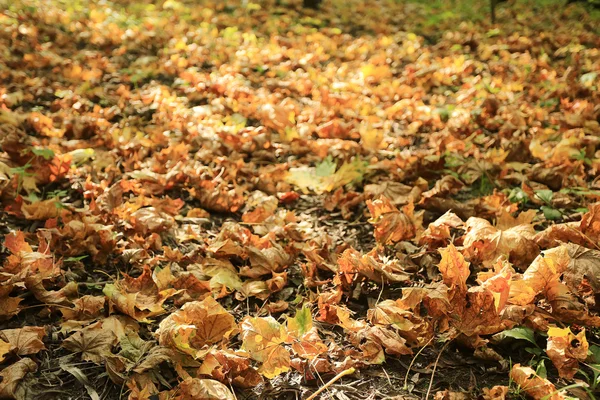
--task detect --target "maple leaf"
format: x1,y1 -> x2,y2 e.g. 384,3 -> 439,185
103,265 -> 178,322
62,324 -> 116,364
20,198 -> 63,220
546,326 -> 588,379
286,157 -> 366,194
0,327 -> 46,356
287,307 -> 327,359
534,221 -> 594,249
437,244 -> 470,292
172,377 -> 236,400
509,364 -> 564,400
463,216 -> 539,269
364,179 -> 427,206
198,350 -> 263,388
580,202 -> 600,243
419,211 -> 464,249
0,285 -> 22,321
368,300 -> 433,347
367,196 -> 419,244
0,358 -> 37,400
509,245 -> 570,306
240,316 -> 291,378
338,247 -> 411,285
481,386 -> 508,400
156,297 -> 237,358
60,295 -> 106,321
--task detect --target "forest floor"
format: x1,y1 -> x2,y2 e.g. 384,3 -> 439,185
1,0 -> 600,399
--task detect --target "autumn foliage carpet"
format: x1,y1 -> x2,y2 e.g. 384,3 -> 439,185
1,0 -> 600,399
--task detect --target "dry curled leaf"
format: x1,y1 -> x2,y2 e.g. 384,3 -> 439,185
240,316 -> 291,378
546,326 -> 589,379
0,358 -> 37,400
62,324 -> 116,364
157,297 -> 237,358
509,364 -> 564,400
463,216 -> 539,269
367,196 -> 419,244
0,327 -> 46,357
172,377 -> 236,400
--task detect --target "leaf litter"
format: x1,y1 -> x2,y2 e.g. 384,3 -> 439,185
0,0 -> 600,399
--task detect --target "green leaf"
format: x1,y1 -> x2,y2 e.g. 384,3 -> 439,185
288,306 -> 312,337
535,190 -> 553,204
541,206 -> 562,221
31,148 -> 55,160
65,255 -> 89,262
499,326 -> 537,346
535,359 -> 547,379
508,187 -> 528,204
315,156 -> 336,177
589,345 -> 600,363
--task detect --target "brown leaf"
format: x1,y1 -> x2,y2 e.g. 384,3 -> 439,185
0,327 -> 46,356
240,316 -> 291,378
509,364 -> 564,400
481,386 -> 508,400
463,216 -> 539,269
62,324 -> 116,364
21,199 -> 63,220
580,203 -> 600,243
0,358 -> 37,400
564,244 -> 600,309
438,244 -> 470,292
535,222 -> 594,249
419,211 -> 464,248
368,300 -> 433,347
172,377 -> 236,400
546,327 -> 589,379
367,196 -> 418,244
156,297 -> 237,358
103,265 -> 178,322
364,179 -> 426,206
198,350 -> 263,388
338,247 -> 411,285
509,245 -> 570,306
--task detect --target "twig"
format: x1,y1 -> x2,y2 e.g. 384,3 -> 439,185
403,335 -> 434,390
306,367 -> 355,400
425,341 -> 450,400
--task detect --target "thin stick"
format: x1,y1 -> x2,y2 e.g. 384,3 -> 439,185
425,341 -> 450,400
404,335 -> 434,390
306,367 -> 355,400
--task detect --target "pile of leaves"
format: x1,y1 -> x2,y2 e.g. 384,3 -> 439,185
1,0 -> 600,398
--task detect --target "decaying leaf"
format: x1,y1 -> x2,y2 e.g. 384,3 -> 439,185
157,297 -> 237,358
0,358 -> 37,400
546,326 -> 588,379
240,316 -> 291,378
0,327 -> 46,356
463,216 -> 539,269
509,364 -> 564,400
62,324 -> 116,364
367,196 -> 419,244
103,265 -> 178,322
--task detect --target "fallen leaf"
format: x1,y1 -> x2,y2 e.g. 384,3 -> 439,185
157,297 -> 237,358
546,326 -> 588,379
240,316 -> 291,378
62,324 -> 116,363
463,216 -> 539,269
509,364 -> 564,400
172,377 -> 236,400
0,327 -> 46,356
0,358 -> 37,400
